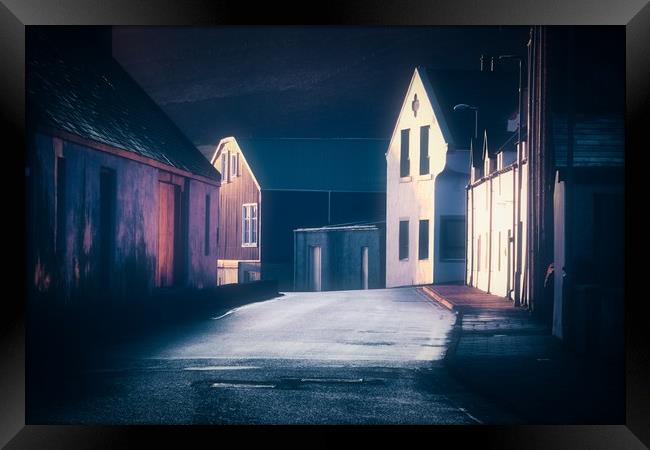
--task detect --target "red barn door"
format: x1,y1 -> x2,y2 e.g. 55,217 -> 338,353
157,181 -> 180,287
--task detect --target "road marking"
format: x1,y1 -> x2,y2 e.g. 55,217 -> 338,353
212,309 -> 237,320
458,407 -> 483,424
184,366 -> 260,371
300,378 -> 364,384
212,382 -> 275,389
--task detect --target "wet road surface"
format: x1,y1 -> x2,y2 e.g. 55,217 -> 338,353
38,287 -> 518,424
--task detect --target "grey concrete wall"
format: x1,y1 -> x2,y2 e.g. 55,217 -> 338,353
294,228 -> 382,291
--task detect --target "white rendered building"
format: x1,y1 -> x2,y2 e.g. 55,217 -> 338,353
385,67 -> 470,287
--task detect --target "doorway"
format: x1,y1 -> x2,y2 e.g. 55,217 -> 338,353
309,245 -> 322,291
157,181 -> 182,287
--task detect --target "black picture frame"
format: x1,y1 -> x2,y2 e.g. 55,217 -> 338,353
2,0 -> 647,447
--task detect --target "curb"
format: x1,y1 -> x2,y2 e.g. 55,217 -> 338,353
420,286 -> 457,312
418,287 -> 463,362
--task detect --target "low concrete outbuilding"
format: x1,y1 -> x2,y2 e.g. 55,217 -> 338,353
293,224 -> 385,292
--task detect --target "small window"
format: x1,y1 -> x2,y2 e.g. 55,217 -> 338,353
419,126 -> 430,175
242,203 -> 258,247
400,129 -> 410,177
221,153 -> 228,182
440,215 -> 465,261
204,194 -> 211,255
231,153 -> 238,178
418,219 -> 429,260
399,220 -> 409,260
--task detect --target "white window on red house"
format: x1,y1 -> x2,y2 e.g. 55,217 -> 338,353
221,153 -> 228,182
242,203 -> 258,247
231,153 -> 238,178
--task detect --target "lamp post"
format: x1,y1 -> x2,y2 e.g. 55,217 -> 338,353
453,103 -> 479,287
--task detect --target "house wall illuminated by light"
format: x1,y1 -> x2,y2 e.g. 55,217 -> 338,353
385,67 -> 470,287
466,133 -> 527,301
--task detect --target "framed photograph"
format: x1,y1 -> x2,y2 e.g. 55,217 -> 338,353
2,0 -> 646,447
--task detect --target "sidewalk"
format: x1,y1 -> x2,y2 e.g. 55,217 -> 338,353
421,284 -> 624,424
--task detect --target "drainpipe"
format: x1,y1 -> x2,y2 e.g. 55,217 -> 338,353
510,160 -> 521,300
465,184 -> 473,285
465,185 -> 468,285
466,184 -> 472,286
470,184 -> 475,286
487,174 -> 493,293
526,27 -> 535,312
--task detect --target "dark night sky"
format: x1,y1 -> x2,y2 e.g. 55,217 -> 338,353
112,27 -> 529,158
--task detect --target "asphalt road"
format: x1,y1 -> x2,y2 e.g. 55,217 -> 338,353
36,287 -> 518,424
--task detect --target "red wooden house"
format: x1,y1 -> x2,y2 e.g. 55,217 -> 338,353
210,137 -> 387,290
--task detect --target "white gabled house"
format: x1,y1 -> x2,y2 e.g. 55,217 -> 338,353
385,67 -> 471,288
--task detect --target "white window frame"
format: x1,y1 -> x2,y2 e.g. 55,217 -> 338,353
242,203 -> 258,247
231,153 -> 238,178
221,153 -> 228,183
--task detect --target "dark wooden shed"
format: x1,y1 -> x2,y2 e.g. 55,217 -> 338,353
26,28 -> 222,307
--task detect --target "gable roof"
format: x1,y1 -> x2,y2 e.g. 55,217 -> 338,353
417,66 -> 519,152
413,67 -> 456,147
226,138 -> 387,192
26,29 -> 220,182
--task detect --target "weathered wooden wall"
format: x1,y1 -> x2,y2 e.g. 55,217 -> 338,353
216,150 -> 261,262
28,131 -> 219,305
186,178 -> 220,288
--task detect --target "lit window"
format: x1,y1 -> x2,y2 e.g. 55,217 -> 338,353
242,203 -> 258,247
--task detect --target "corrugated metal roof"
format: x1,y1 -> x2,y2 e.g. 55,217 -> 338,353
27,32 -> 220,181
236,138 -> 387,192
294,224 -> 379,233
552,113 -> 624,167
